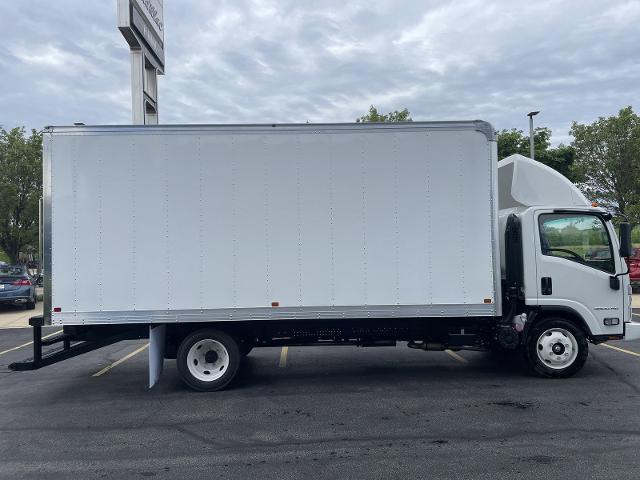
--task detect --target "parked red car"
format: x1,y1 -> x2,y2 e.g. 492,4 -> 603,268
625,247 -> 640,289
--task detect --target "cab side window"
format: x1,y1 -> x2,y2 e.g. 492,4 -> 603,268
538,213 -> 615,274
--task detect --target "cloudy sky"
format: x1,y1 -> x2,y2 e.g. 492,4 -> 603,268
1,0 -> 638,144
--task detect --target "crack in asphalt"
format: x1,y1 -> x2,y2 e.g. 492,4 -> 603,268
1,423 -> 639,450
591,349 -> 640,394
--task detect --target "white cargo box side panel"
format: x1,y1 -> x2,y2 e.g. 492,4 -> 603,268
48,123 -> 499,325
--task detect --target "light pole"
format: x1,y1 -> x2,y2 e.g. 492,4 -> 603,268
527,111 -> 539,160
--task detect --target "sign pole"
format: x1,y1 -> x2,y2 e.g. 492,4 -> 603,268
130,49 -> 146,124
118,0 -> 165,125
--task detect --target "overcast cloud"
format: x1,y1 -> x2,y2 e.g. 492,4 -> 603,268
1,0 -> 639,144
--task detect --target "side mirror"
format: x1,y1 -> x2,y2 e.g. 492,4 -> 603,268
619,222 -> 632,258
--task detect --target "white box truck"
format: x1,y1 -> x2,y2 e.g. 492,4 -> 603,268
10,121 -> 640,391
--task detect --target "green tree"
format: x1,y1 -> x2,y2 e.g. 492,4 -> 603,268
496,127 -> 576,180
0,127 -> 43,264
497,127 -> 552,159
570,106 -> 640,224
357,105 -> 412,123
536,144 -> 576,181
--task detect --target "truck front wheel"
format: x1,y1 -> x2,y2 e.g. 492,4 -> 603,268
525,318 -> 588,378
177,328 -> 241,391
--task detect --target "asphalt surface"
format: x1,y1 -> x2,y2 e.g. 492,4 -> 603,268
1,323 -> 640,479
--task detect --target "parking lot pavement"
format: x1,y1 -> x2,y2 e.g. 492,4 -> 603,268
1,328 -> 640,479
0,303 -> 43,329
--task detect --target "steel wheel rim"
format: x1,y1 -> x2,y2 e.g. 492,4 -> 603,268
536,328 -> 578,370
186,339 -> 229,382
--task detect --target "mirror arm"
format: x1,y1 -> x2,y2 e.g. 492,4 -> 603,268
613,267 -> 630,278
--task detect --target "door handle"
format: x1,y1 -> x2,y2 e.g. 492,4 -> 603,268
541,277 -> 552,295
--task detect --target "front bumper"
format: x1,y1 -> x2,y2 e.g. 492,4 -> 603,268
0,296 -> 31,305
624,321 -> 640,341
0,286 -> 34,305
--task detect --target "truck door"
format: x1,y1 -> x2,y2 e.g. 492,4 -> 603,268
534,211 -> 625,336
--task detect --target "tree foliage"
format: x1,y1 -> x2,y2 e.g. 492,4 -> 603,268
357,105 -> 412,123
570,107 -> 640,224
496,127 -> 576,181
0,127 -> 43,264
541,217 -> 609,251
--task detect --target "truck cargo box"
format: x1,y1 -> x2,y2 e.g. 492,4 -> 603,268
43,121 -> 500,325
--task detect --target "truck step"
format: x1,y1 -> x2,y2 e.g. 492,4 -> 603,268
9,317 -> 139,372
41,333 -> 74,347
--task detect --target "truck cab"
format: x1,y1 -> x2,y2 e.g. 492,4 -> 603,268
498,154 -> 637,376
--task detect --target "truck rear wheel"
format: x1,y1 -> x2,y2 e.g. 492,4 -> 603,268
525,317 -> 588,378
177,328 -> 241,391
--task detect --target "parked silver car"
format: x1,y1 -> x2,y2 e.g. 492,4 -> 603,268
0,265 -> 36,309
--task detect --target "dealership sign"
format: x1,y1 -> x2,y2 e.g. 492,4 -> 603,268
118,0 -> 165,72
118,0 -> 164,124
137,0 -> 164,39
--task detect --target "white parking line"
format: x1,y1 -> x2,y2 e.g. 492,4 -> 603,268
445,349 -> 468,364
92,343 -> 149,377
600,343 -> 640,358
279,346 -> 289,368
0,330 -> 63,356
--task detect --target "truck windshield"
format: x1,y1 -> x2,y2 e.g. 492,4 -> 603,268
538,213 -> 615,274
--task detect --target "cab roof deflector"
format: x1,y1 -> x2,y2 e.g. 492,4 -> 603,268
498,154 -> 589,210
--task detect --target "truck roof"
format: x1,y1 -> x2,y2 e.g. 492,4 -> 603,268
44,120 -> 496,141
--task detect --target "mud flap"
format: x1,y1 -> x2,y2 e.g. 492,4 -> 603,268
149,324 -> 166,388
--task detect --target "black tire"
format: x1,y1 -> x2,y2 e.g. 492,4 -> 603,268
26,297 -> 36,310
176,328 -> 241,392
525,317 -> 588,378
